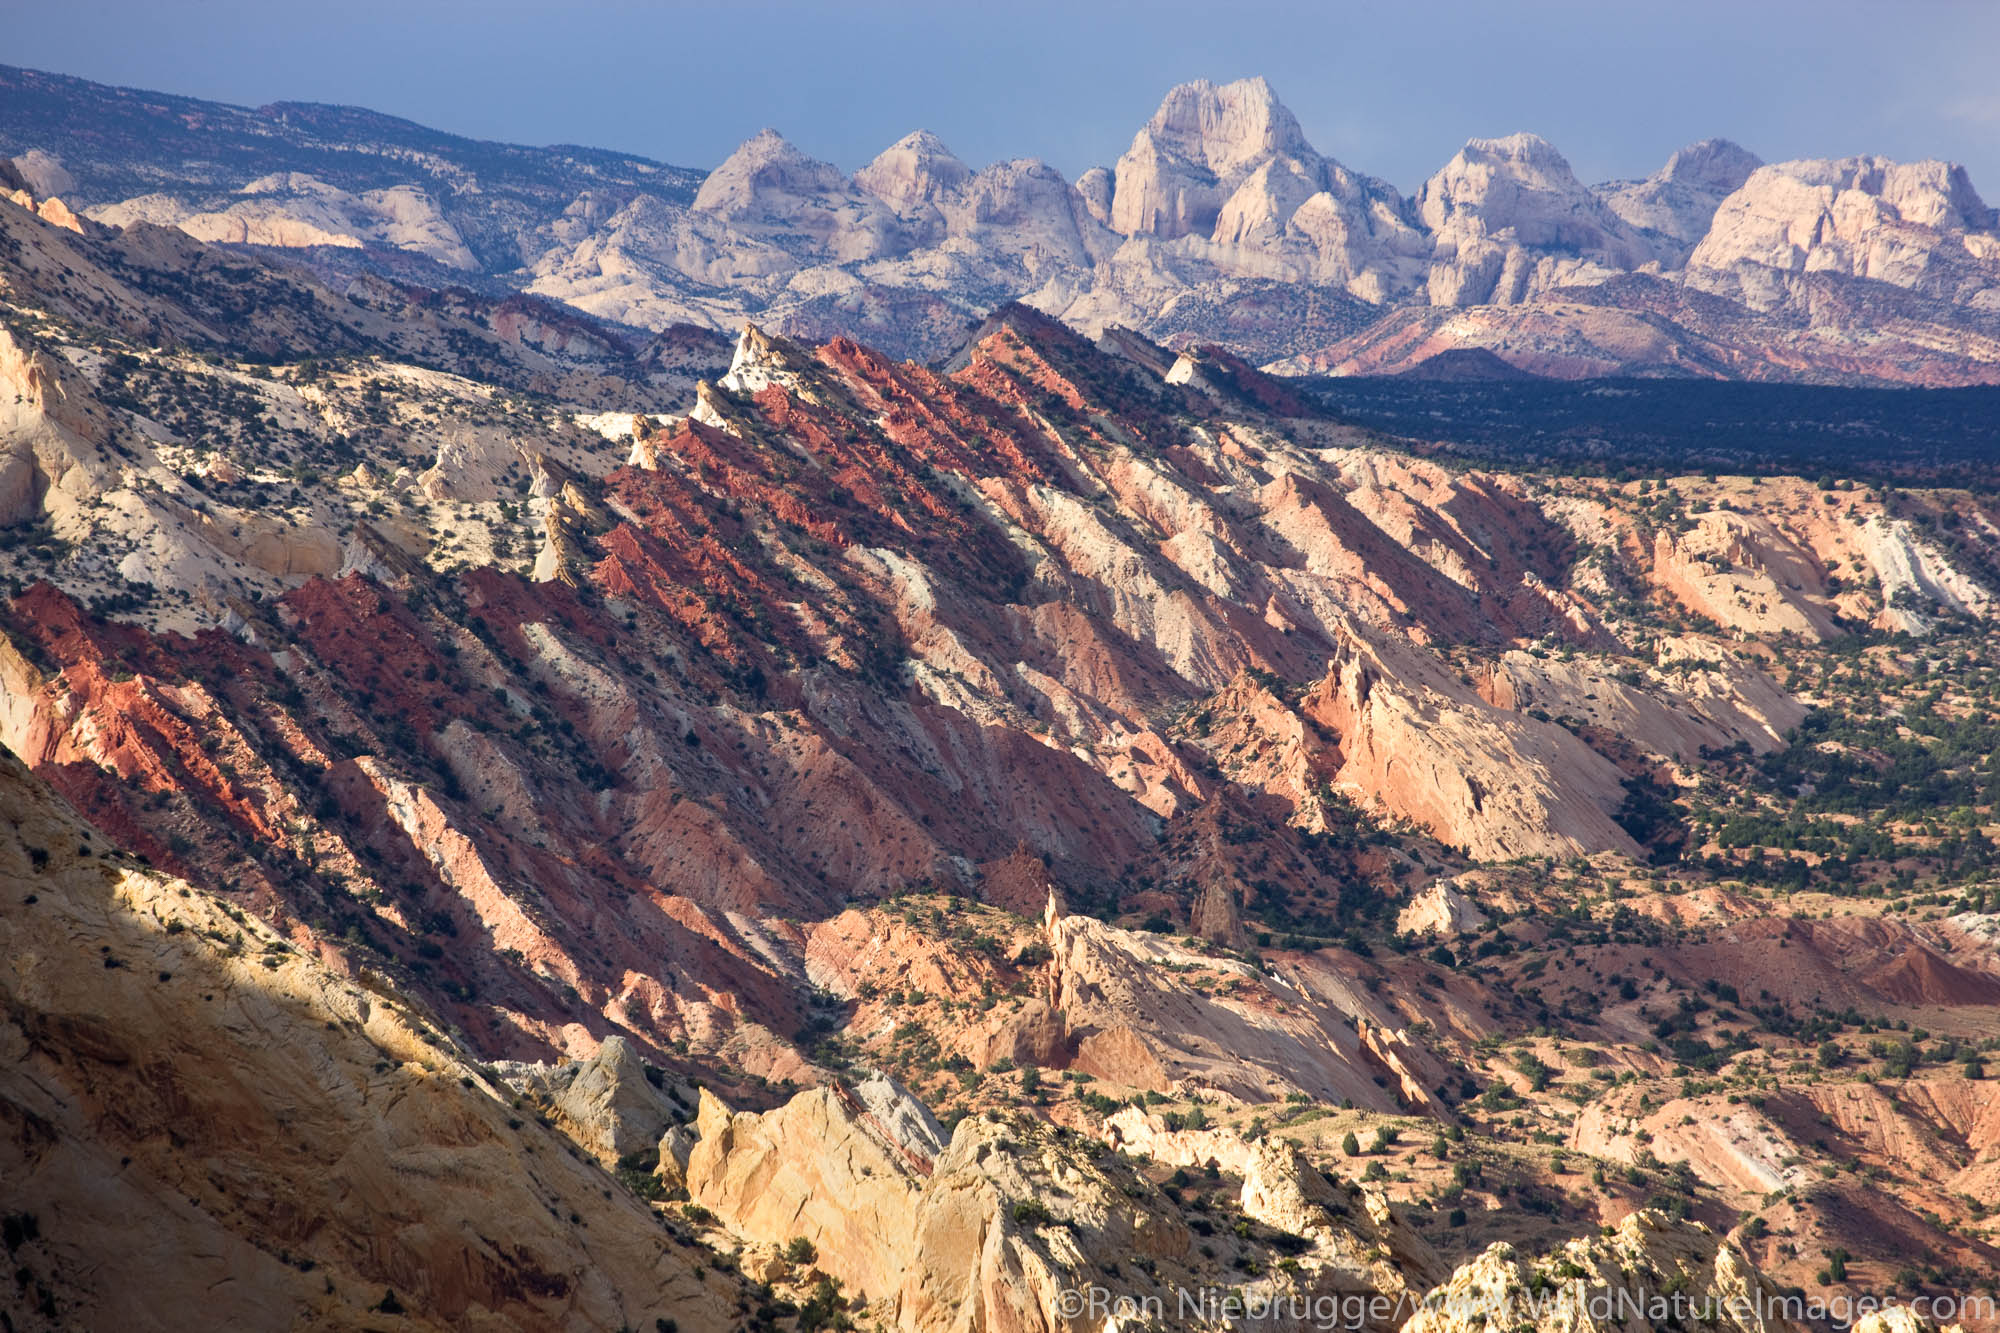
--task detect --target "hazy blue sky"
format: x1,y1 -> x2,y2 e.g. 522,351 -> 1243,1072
12,0 -> 2000,194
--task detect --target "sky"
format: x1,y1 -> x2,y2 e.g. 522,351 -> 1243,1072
10,0 -> 2000,195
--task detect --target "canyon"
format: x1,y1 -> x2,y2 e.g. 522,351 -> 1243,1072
3,119 -> 2000,1331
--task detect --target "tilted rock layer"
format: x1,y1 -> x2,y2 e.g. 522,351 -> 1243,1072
2,185 -> 1998,1328
0,749 -> 740,1331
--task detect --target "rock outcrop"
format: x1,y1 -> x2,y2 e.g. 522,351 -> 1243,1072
5,82 -> 1999,1329
8,265 -> 1997,1083
0,748 -> 737,1330
498,1035 -> 688,1164
9,153 -> 2000,1308
1396,879 -> 1488,938
1689,156 -> 2000,310
15,64 -> 2000,378
1303,618 -> 1642,860
684,1079 -> 1446,1333
1418,133 -> 1664,307
94,173 -> 478,269
1405,1210 -> 1800,1333
1597,138 -> 1765,256
1046,909 -> 1421,1109
0,322 -> 114,530
686,1081 -> 936,1298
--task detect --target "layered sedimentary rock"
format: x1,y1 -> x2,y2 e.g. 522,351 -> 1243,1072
0,749 -> 737,1331
17,65 -> 2000,379
2,132 -> 1999,1329
6,238 -> 1995,1075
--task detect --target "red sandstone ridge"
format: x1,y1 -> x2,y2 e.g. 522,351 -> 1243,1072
6,293 -> 1997,1079
7,154 -> 2000,1329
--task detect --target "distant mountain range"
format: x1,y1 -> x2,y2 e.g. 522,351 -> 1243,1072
5,64 -> 2000,384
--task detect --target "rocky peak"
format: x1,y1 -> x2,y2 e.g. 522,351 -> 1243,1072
1658,137 -> 1764,192
1418,132 -> 1593,229
23,64 -> 2000,378
682,127 -> 912,269
495,1034 -> 687,1164
1140,75 -> 1310,178
1419,132 -> 1657,304
850,1070 -> 948,1166
1755,155 -> 1992,231
718,321 -> 818,397
1687,153 -> 2000,307
1597,137 -> 1764,252
855,129 -> 972,215
939,158 -> 1063,225
1108,76 -> 1321,239
691,127 -> 849,216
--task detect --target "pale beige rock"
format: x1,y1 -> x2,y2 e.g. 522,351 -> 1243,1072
1396,880 -> 1488,938
1484,643 -> 1803,759
686,1088 -> 1442,1333
855,130 -> 973,223
0,323 -> 114,528
1858,514 -> 1995,631
10,148 -> 75,199
1854,1307 -> 1969,1333
91,173 -> 478,269
0,748 -> 735,1331
1109,77 -> 1314,239
1597,139 -> 1764,256
57,75 -> 2000,376
685,1082 -> 933,1300
1689,156 -> 2000,310
1304,617 -> 1642,860
1091,77 -> 1427,308
1047,910 -> 1414,1108
689,129 -> 908,268
1417,133 -> 1659,306
1239,1138 -> 1446,1293
1402,1210 -> 1802,1333
655,1122 -> 696,1189
498,1034 -> 685,1164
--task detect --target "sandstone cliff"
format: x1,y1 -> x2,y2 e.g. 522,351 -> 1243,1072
1418,133 -> 1661,308
22,65 -> 2000,379
0,748 -> 740,1330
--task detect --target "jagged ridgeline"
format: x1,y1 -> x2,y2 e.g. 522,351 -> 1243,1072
4,148 -> 2000,1329
5,63 -> 2000,381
